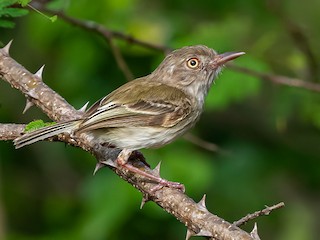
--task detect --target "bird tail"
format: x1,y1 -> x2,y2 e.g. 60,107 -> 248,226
14,120 -> 80,149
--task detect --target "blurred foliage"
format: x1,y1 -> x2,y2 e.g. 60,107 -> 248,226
0,0 -> 28,28
1,0 -> 320,239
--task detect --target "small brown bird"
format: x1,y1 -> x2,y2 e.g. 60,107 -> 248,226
14,45 -> 244,187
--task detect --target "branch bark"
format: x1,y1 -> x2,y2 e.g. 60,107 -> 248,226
0,43 -> 258,239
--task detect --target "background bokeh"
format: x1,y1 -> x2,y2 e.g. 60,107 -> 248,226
1,0 -> 320,239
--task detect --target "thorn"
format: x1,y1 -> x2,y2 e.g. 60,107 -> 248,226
27,88 -> 38,99
93,162 -> 106,175
153,161 -> 161,177
140,194 -> 150,209
2,40 -> 13,55
197,194 -> 208,212
185,228 -> 212,240
185,229 -> 195,240
101,159 -> 117,168
78,101 -> 89,112
196,229 -> 213,238
250,223 -> 260,240
35,65 -> 45,79
22,99 -> 34,114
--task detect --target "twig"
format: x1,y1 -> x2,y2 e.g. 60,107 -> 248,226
107,38 -> 134,81
46,9 -> 170,53
266,0 -> 319,82
230,65 -> 320,93
233,202 -> 285,227
32,3 -> 171,81
284,20 -> 318,82
183,133 -> 226,154
49,9 -> 134,81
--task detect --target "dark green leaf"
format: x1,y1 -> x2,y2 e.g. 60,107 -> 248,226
0,19 -> 15,28
0,0 -> 18,9
0,7 -> 28,17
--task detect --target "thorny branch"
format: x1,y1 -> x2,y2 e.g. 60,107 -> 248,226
233,202 -> 285,227
0,123 -> 25,141
0,43 -> 261,240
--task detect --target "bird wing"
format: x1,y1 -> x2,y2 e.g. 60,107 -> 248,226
76,78 -> 192,132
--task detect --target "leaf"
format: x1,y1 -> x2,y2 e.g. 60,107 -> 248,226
25,120 -> 56,132
0,0 -> 17,9
49,15 -> 57,22
0,0 -> 28,29
0,19 -> 15,28
0,7 -> 28,17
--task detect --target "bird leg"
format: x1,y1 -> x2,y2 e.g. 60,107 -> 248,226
115,149 -> 185,192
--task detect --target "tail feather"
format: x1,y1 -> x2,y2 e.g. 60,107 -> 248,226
14,121 -> 79,149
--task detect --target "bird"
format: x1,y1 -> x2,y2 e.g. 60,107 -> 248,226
14,45 -> 244,188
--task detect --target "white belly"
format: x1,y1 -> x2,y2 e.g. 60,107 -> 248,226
90,125 -> 188,151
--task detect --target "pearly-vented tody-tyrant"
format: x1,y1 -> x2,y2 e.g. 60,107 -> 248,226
14,45 -> 244,186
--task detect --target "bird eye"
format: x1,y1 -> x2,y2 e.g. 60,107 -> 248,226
187,58 -> 199,69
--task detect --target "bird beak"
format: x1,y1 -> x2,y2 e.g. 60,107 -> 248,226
215,51 -> 245,66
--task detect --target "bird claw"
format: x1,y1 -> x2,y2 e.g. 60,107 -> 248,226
116,157 -> 185,193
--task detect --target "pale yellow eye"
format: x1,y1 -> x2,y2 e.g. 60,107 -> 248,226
187,58 -> 199,69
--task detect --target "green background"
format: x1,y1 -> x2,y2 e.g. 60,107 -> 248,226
1,0 -> 320,239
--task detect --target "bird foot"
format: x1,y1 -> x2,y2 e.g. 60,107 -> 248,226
115,149 -> 185,192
